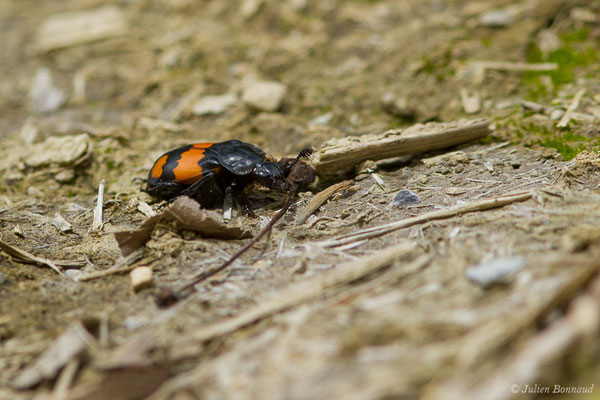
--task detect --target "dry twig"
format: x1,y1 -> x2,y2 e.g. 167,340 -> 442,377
317,191 -> 533,248
77,249 -> 144,281
0,236 -> 65,275
475,61 -> 558,72
296,180 -> 353,225
92,179 -> 105,231
170,241 -> 414,349
557,88 -> 586,128
427,255 -> 600,400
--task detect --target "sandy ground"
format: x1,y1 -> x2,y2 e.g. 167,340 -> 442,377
1,0 -> 600,399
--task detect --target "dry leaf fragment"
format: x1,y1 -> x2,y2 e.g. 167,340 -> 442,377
114,197 -> 252,256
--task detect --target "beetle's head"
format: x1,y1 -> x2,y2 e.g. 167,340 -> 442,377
253,161 -> 288,192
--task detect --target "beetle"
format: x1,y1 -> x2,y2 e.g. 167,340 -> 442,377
142,139 -> 313,210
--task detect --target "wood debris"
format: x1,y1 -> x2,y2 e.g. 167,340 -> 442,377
313,118 -> 490,179
318,191 -> 533,248
557,88 -> 586,128
296,180 -> 353,225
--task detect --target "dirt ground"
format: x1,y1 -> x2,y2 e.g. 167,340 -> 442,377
1,0 -> 600,399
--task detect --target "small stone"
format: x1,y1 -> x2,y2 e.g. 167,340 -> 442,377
124,316 -> 145,331
130,266 -> 153,292
570,8 -> 598,23
536,29 -> 561,56
26,186 -> 44,197
479,9 -> 514,27
466,257 -> 526,288
37,6 -> 127,52
308,111 -> 334,126
242,80 -> 287,112
549,108 -> 565,121
51,213 -> 73,233
390,190 -> 420,206
29,68 -> 66,114
192,93 -> 237,115
54,169 -> 76,183
64,269 -> 82,281
0,271 -> 7,285
521,100 -> 545,113
381,93 -> 417,119
137,201 -> 157,218
445,187 -> 466,196
20,119 -> 39,144
24,133 -> 92,168
460,88 -> 481,114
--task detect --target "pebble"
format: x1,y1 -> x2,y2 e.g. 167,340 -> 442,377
549,108 -> 565,121
130,266 -> 153,292
479,9 -> 514,27
381,92 -> 416,119
20,119 -> 39,144
54,169 -> 76,183
64,269 -> 82,281
242,80 -> 287,112
37,6 -> 127,52
24,133 -> 92,168
51,213 -> 73,233
29,68 -> 66,114
390,190 -> 420,206
192,93 -> 237,115
466,257 -> 526,288
308,111 -> 334,126
26,186 -> 44,197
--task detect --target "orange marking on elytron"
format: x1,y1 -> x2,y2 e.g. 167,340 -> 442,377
151,155 -> 169,179
174,148 -> 207,184
192,143 -> 214,149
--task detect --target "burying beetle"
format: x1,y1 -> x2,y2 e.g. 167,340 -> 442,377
142,140 -> 315,306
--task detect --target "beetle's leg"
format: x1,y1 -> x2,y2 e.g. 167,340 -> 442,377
178,171 -> 216,198
229,184 -> 258,218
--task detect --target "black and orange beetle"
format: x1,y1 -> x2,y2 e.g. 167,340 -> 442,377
142,140 -> 314,209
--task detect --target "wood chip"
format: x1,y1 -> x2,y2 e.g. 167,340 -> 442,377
296,180 -> 353,225
313,118 -> 490,179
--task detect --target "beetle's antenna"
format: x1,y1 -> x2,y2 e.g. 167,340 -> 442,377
296,148 -> 313,162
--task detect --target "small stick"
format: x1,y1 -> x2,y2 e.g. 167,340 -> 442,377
92,179 -> 105,231
51,358 -> 80,400
0,236 -> 63,275
77,249 -> 144,281
318,191 -> 533,248
557,88 -> 586,128
296,180 -> 353,225
475,61 -> 558,72
157,185 -> 300,305
176,241 -> 413,346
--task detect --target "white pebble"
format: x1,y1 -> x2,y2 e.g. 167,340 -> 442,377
242,80 -> 287,112
130,266 -> 153,292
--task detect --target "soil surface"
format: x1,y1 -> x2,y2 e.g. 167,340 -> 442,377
1,0 -> 600,399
